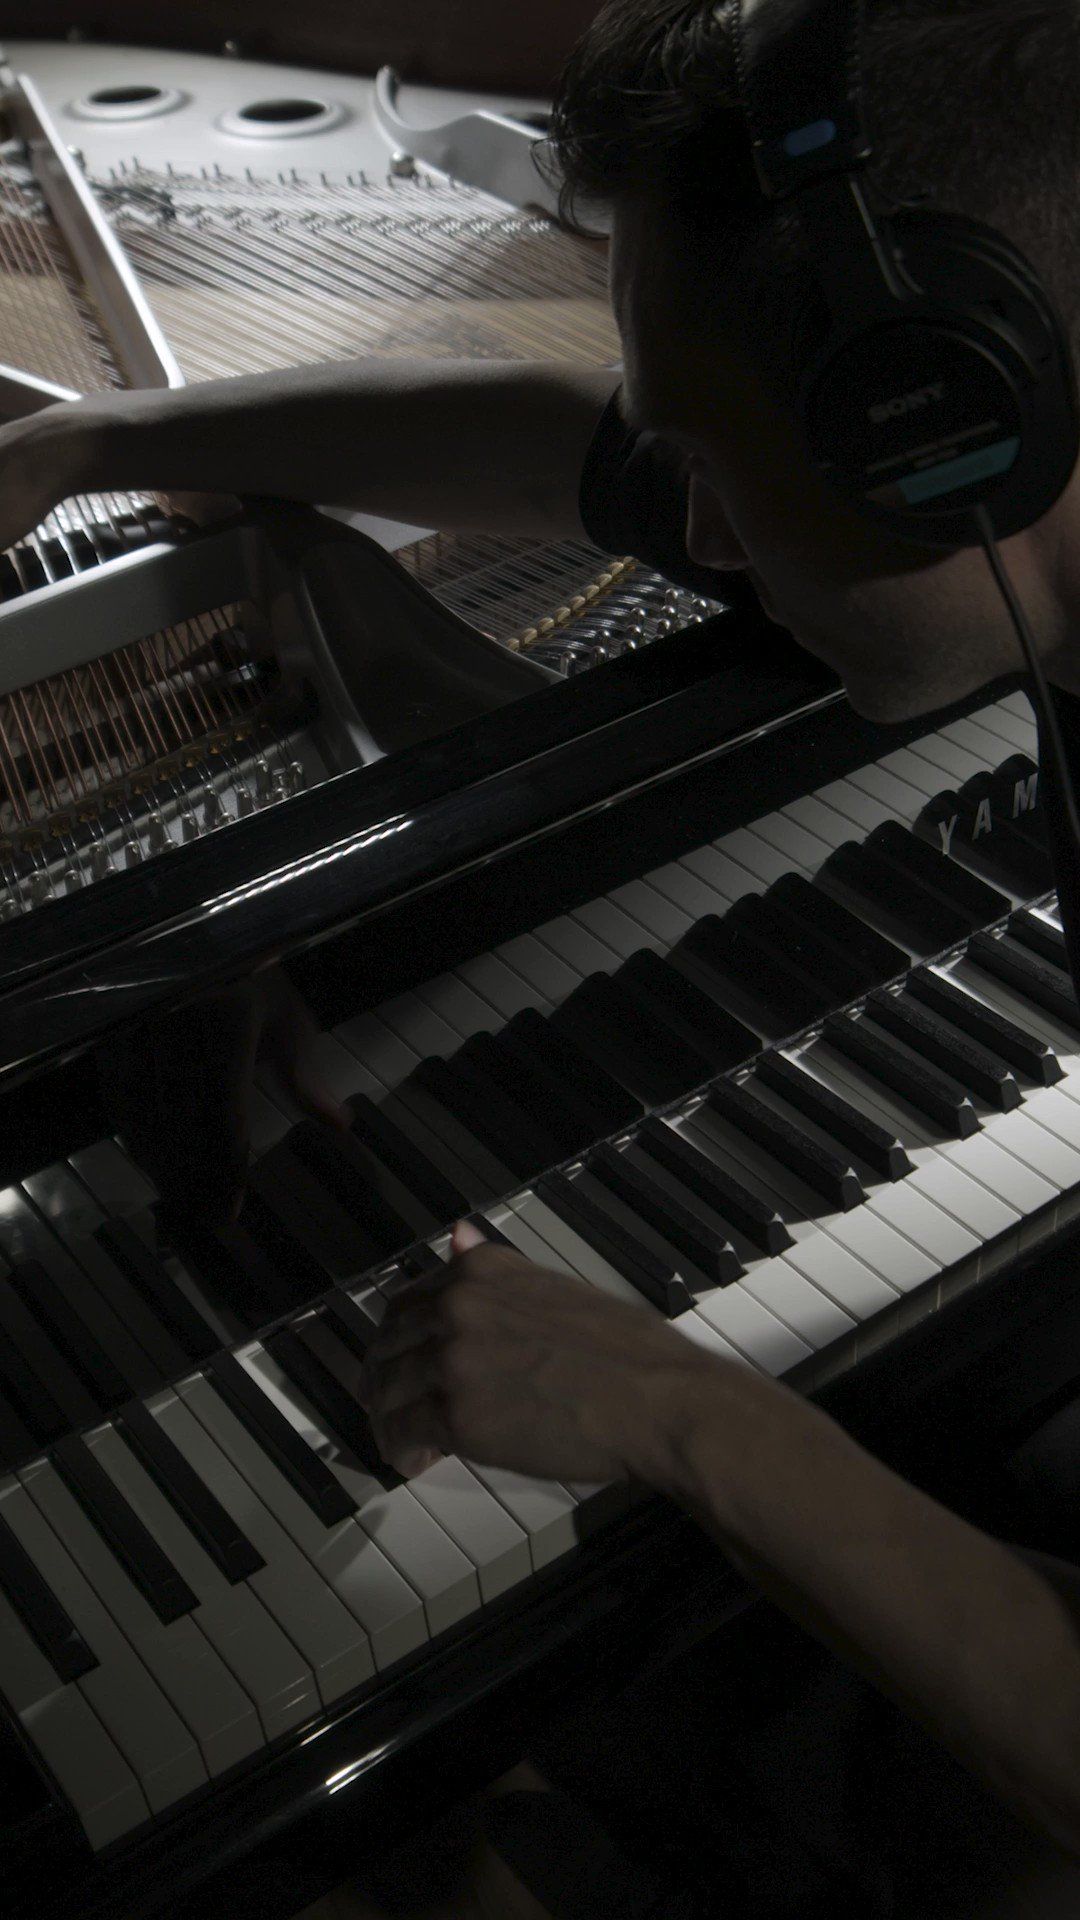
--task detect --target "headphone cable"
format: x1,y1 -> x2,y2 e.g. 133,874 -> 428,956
972,504 -> 1080,869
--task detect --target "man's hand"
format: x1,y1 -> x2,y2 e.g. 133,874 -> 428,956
359,1220 -> 719,1482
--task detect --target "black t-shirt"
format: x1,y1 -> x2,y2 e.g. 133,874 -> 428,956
579,388 -> 1080,1616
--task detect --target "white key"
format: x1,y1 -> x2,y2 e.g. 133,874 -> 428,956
508,1191 -> 648,1310
571,895 -> 665,957
645,861 -> 730,921
905,735 -> 995,784
812,778 -> 897,835
417,971 -> 510,1035
0,1477 -> 206,1814
714,826 -> 796,885
177,1375 -> 427,1670
781,794 -> 862,849
68,1140 -> 155,1213
334,1013 -> 418,1089
781,1233 -> 900,1322
675,1312 -> 747,1367
973,698 -> 1039,754
86,1423 -> 316,1742
845,760 -> 927,817
680,842 -> 757,904
695,1286 -> 813,1374
249,1088 -> 291,1155
877,745 -> 950,798
533,913 -> 619,973
981,1105 -> 1080,1190
941,715 -> 1023,766
495,933 -> 580,1004
239,1352 -> 479,1639
608,878 -> 693,945
457,951 -> 548,1020
375,990 -> 461,1058
157,1389 -> 376,1701
407,1455 -> 532,1603
0,1587 -> 149,1848
736,1257 -> 856,1350
20,1456 -> 260,1778
940,1132 -> 1058,1217
467,1464 -> 580,1570
750,811 -> 833,871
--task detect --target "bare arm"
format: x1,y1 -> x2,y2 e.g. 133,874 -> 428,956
9,358 -> 620,545
360,1237 -> 1080,1859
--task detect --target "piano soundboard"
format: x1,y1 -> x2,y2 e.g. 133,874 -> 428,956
0,678 -> 1076,1884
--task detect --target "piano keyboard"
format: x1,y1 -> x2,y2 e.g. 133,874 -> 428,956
4,685 -> 1079,1851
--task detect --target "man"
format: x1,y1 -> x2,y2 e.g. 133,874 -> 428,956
3,3 -> 1080,1912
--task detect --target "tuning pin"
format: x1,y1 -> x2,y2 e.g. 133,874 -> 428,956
61,866 -> 84,893
27,871 -> 54,907
146,817 -> 174,856
236,787 -> 258,817
202,789 -> 229,829
90,843 -> 117,882
180,811 -> 202,843
123,839 -> 144,868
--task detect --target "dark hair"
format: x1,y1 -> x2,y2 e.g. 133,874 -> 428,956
548,1 -> 1080,373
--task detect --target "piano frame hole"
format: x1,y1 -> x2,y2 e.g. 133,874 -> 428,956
218,97 -> 348,140
68,84 -> 187,123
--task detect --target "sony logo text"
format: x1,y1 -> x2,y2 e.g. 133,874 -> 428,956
869,383 -> 946,425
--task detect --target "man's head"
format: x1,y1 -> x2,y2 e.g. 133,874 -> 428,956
549,1 -> 1080,721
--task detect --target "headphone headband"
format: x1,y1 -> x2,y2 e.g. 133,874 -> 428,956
733,0 -> 869,199
729,0 -> 1080,545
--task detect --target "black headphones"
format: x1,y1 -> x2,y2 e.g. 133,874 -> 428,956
732,0 -> 1080,548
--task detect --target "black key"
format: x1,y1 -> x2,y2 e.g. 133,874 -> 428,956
588,1144 -> 742,1285
208,1351 -> 355,1526
866,819 -> 1011,924
95,1220 -> 218,1360
460,1214 -> 517,1251
0,1278 -> 100,1429
295,1315 -> 400,1487
727,894 -> 872,1004
509,1008 -> 642,1131
617,948 -> 757,1070
0,1327 -> 66,1446
917,782 -> 1053,897
164,1210 -> 300,1327
51,1434 -> 198,1625
768,872 -> 908,985
458,1030 -> 595,1156
241,1179 -> 354,1299
1008,909 -> 1069,970
491,1018 -> 615,1146
287,1122 -> 416,1258
39,536 -> 74,581
267,1324 -> 391,1482
636,1117 -> 793,1254
967,930 -> 1080,1028
755,1052 -> 913,1181
819,841 -> 972,952
824,1010 -> 980,1137
0,1508 -> 97,1683
320,1290 -> 381,1359
115,1400 -> 264,1584
553,973 -> 713,1105
247,1147 -> 382,1283
398,1245 -> 446,1283
906,967 -> 1062,1086
444,1048 -> 569,1170
0,1390 -> 37,1472
866,989 -> 1021,1111
7,1260 -> 132,1410
535,1172 -> 694,1317
705,1077 -> 866,1210
349,1089 -> 469,1223
673,913 -> 825,1032
987,755 -> 1044,846
411,1053 -> 562,1181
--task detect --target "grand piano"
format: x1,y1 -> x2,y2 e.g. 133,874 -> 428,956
2,21 -> 1080,1920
